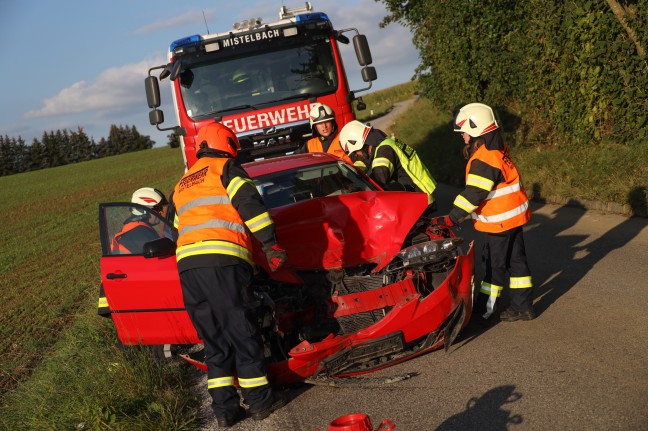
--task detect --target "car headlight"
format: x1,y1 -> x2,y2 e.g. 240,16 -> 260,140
387,238 -> 463,271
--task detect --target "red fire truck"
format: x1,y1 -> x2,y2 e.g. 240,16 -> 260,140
145,2 -> 377,168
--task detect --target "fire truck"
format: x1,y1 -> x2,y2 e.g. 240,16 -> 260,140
145,2 -> 377,168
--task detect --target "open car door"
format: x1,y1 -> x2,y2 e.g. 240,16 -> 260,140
98,203 -> 200,346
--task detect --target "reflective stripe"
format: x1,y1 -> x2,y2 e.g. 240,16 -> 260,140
176,241 -> 253,265
472,201 -> 529,224
454,195 -> 478,213
481,282 -> 503,319
480,282 -> 503,296
238,375 -> 269,388
373,157 -> 394,175
466,174 -> 494,192
98,297 -> 108,308
354,160 -> 368,173
227,176 -> 254,199
510,276 -> 533,289
485,183 -> 522,200
180,218 -> 247,235
177,196 -> 231,216
246,211 -> 273,233
208,376 -> 235,389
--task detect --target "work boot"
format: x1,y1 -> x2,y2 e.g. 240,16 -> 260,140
215,406 -> 247,428
250,394 -> 286,421
499,308 -> 536,322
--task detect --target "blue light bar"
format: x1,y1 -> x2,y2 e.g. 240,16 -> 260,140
295,12 -> 329,23
170,35 -> 201,52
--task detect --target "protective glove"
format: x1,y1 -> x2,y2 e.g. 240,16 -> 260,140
431,215 -> 454,227
264,243 -> 287,271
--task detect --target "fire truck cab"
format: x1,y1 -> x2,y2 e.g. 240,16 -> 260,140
145,2 -> 377,168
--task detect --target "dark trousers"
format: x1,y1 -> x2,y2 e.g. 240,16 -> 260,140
180,264 -> 272,416
475,226 -> 534,317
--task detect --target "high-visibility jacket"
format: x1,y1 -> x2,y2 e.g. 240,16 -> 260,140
453,144 -> 531,233
111,220 -> 157,254
305,134 -> 352,163
173,157 -> 254,266
372,138 -> 437,205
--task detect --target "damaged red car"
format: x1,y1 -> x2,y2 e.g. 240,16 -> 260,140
98,153 -> 474,385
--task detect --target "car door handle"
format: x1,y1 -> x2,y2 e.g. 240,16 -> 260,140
106,273 -> 127,280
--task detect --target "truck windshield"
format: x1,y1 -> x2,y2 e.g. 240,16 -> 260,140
179,38 -> 338,118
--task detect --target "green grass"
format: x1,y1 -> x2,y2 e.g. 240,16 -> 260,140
1,82 -> 645,431
355,80 -> 419,122
0,147 -> 202,430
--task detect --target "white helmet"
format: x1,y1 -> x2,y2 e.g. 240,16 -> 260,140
309,103 -> 335,129
454,103 -> 499,138
131,187 -> 167,216
339,120 -> 372,155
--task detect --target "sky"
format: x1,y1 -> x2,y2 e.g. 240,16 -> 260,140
0,0 -> 419,147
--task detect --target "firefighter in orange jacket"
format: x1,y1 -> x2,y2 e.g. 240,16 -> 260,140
100,187 -> 168,317
111,187 -> 168,254
433,103 -> 535,323
297,103 -> 352,163
172,122 -> 287,428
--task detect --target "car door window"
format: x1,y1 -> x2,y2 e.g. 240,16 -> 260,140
99,203 -> 177,256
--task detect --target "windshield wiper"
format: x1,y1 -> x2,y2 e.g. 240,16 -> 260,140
203,104 -> 260,116
276,93 -> 314,102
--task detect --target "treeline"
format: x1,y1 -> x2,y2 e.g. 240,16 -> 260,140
0,125 -> 154,177
379,0 -> 648,147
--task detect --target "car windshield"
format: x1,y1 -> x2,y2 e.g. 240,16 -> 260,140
179,38 -> 338,118
252,161 -> 377,209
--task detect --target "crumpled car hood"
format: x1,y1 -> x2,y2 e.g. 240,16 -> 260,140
255,191 -> 429,281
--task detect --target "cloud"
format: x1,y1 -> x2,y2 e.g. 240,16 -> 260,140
25,55 -> 166,119
133,10 -> 215,34
323,0 -> 417,68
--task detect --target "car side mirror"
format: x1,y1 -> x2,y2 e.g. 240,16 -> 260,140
143,237 -> 176,258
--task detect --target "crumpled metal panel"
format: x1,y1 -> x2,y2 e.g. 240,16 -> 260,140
260,191 -> 428,277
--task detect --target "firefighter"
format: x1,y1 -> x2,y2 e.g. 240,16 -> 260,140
171,122 -> 287,428
111,187 -> 168,254
100,187 -> 168,317
339,120 -> 437,207
297,103 -> 352,163
433,103 -> 535,323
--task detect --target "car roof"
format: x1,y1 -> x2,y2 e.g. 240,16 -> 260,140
243,152 -> 343,178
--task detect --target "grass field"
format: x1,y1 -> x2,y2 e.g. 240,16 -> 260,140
0,148 -> 201,430
0,81 -> 645,430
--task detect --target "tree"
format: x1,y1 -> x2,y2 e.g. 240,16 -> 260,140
605,0 -> 646,65
166,132 -> 180,148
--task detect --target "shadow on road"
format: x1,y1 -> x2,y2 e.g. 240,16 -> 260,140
524,196 -> 648,316
435,385 -> 523,431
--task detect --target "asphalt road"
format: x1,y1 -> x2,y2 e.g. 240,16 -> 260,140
197,181 -> 648,431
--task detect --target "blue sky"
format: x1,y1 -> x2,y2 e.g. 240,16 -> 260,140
0,0 -> 419,147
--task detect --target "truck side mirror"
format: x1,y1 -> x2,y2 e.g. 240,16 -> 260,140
361,66 -> 377,83
149,109 -> 164,126
145,76 -> 161,109
353,34 -> 373,67
334,31 -> 350,44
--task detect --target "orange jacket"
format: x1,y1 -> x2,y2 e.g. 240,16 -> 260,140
111,220 -> 157,254
306,134 -> 352,163
454,145 -> 531,233
173,157 -> 254,265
